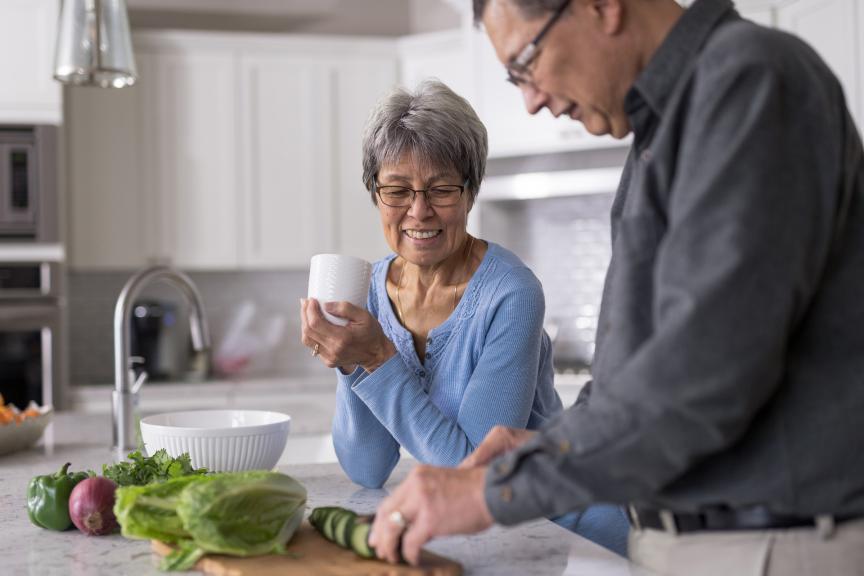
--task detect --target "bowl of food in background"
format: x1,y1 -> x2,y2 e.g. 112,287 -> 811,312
0,395 -> 53,456
139,410 -> 291,472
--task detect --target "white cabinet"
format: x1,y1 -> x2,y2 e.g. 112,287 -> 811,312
66,82 -> 148,269
0,0 -> 61,124
332,56 -> 397,263
68,32 -> 399,271
398,30 -> 473,99
776,0 -> 863,130
238,54 -> 336,268
147,46 -> 240,269
68,45 -> 240,270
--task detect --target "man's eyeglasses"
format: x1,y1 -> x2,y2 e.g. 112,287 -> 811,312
375,181 -> 468,208
506,0 -> 570,87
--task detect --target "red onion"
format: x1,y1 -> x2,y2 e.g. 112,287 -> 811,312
68,477 -> 119,536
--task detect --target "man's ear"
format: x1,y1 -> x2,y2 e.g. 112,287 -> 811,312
590,0 -> 624,35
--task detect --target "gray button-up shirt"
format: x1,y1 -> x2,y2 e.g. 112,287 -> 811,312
486,0 -> 864,524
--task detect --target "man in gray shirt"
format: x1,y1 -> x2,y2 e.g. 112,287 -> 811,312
368,0 -> 864,572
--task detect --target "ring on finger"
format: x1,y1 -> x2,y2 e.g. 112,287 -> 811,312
311,343 -> 320,357
388,509 -> 407,530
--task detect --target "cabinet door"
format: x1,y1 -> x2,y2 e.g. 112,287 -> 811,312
399,30 -> 473,99
66,79 -> 148,269
333,57 -> 398,263
154,49 -> 240,269
0,0 -> 61,124
238,55 -> 335,268
777,0 -> 862,129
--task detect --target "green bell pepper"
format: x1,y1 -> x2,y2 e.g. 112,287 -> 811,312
27,462 -> 90,531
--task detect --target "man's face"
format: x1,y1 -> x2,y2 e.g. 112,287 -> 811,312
482,0 -> 633,138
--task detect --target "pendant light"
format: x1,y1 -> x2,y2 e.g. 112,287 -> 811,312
54,0 -> 137,88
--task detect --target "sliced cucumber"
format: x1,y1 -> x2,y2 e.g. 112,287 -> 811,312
309,506 -> 377,559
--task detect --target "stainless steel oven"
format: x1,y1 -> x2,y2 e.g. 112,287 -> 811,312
0,261 -> 66,409
0,125 -> 59,242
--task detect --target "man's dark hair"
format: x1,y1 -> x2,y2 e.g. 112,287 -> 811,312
472,0 -> 566,23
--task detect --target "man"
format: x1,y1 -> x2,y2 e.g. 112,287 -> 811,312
368,0 -> 864,573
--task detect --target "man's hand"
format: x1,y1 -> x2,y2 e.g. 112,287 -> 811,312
369,465 -> 494,565
300,298 -> 396,372
458,425 -> 537,469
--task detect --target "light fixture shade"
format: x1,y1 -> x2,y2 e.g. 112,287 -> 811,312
54,0 -> 137,88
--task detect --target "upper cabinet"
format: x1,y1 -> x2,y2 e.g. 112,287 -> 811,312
774,0 -> 863,130
0,0 -> 62,124
67,32 -> 397,271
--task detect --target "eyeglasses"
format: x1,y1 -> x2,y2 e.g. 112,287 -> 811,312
506,0 -> 570,87
375,180 -> 468,208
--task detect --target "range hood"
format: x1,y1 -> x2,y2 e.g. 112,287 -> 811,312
479,168 -> 622,201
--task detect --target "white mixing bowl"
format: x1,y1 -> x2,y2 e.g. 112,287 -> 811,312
140,410 -> 291,472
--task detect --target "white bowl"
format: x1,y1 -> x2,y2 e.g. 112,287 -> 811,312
140,410 -> 291,472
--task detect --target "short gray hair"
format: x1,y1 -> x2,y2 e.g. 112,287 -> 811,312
473,0 -> 566,22
361,79 -> 488,205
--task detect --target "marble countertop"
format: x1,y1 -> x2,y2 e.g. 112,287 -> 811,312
0,411 -> 649,575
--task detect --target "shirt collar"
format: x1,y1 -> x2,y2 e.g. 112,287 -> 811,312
625,0 -> 737,138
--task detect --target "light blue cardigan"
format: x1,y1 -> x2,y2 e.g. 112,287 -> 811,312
334,242 -> 560,486
332,242 -> 629,556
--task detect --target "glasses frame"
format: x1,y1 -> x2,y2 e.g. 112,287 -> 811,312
374,179 -> 469,208
506,0 -> 571,87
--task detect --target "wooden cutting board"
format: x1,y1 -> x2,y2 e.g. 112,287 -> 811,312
151,520 -> 462,576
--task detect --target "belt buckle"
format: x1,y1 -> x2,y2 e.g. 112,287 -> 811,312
659,510 -> 679,535
627,505 -> 642,531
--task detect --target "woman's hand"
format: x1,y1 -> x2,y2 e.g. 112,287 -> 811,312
458,425 -> 537,469
300,298 -> 396,373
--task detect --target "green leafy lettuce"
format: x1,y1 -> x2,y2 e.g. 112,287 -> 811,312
103,449 -> 208,487
114,471 -> 307,571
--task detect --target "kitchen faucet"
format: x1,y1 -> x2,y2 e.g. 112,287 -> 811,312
113,266 -> 210,455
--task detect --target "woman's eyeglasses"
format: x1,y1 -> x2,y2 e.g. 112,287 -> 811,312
375,181 -> 467,208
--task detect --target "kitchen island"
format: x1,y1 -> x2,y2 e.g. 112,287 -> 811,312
1,411 -> 650,575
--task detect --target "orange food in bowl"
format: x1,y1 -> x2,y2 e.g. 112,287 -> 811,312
0,394 -> 43,425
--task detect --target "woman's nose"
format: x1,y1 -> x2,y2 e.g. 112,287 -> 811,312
407,190 -> 435,218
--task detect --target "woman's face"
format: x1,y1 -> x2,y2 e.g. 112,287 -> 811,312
376,152 -> 472,268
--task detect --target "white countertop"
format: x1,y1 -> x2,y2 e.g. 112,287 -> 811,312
0,410 -> 650,575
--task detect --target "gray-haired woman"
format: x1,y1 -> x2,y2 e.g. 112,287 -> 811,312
299,79 -> 627,555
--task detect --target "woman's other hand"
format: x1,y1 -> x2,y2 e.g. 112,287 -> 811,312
458,425 -> 537,469
300,298 -> 396,373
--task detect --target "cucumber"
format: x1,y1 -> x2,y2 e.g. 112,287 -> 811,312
350,520 -> 375,558
309,506 -> 377,559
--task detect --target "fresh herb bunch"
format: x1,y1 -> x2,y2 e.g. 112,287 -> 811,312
103,449 -> 208,487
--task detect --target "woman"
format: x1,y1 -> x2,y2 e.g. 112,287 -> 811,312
300,80 -> 628,555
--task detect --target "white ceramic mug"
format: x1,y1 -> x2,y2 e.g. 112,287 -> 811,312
307,254 -> 372,326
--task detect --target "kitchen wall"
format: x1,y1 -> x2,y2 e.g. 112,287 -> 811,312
479,146 -> 629,372
68,269 -> 321,385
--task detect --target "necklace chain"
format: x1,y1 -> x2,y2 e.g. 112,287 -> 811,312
396,235 -> 476,331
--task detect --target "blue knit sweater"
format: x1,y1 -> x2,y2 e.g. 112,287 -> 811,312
333,242 -> 561,488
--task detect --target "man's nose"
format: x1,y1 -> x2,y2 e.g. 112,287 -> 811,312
521,84 -> 550,115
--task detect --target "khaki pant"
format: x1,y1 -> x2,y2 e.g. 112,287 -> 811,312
628,518 -> 864,576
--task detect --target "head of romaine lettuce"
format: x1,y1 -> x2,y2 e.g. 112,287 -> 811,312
115,471 -> 307,571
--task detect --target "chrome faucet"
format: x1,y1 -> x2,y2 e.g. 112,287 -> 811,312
113,266 -> 210,454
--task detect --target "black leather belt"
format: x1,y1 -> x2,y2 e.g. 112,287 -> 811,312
627,505 -> 861,534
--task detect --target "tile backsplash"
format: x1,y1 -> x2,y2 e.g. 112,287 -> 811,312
477,193 -> 614,372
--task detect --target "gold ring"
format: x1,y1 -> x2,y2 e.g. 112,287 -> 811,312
388,510 -> 407,529
311,343 -> 320,357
